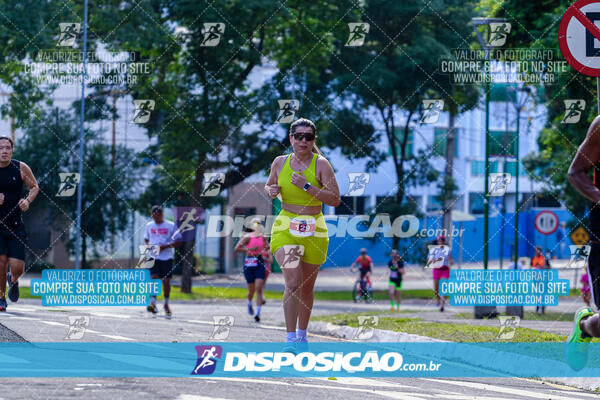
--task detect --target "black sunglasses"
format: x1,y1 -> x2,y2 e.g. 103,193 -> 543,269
293,132 -> 316,141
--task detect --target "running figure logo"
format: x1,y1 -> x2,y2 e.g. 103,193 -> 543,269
57,23 -> 81,47
275,100 -> 299,123
562,100 -> 586,124
488,22 -> 511,47
497,316 -> 520,340
202,172 -> 225,197
65,316 -> 90,339
56,173 -> 80,197
355,315 -> 379,340
191,345 -> 222,375
132,100 -> 155,124
567,245 -> 590,269
346,172 -> 370,196
175,208 -> 201,240
209,315 -> 234,340
136,245 -> 157,269
346,23 -> 370,46
426,245 -> 450,269
280,245 -> 304,269
420,100 -> 444,124
200,23 -> 225,47
489,173 -> 512,196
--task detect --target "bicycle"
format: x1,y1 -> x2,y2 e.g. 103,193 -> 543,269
351,267 -> 373,303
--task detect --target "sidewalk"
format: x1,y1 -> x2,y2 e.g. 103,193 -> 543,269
18,260 -> 588,293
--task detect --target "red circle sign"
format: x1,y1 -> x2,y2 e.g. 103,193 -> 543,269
559,0 -> 600,77
534,211 -> 559,235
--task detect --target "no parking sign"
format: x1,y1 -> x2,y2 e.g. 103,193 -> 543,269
559,0 -> 600,76
534,211 -> 559,235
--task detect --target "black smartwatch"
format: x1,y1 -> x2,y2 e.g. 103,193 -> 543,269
303,182 -> 311,191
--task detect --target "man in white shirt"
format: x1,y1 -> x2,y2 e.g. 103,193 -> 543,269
144,205 -> 182,317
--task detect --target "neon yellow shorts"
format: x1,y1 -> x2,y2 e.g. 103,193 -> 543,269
270,210 -> 329,266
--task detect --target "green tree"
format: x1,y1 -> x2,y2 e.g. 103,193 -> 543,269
493,0 -> 592,225
15,107 -> 142,267
324,0 -> 479,249
91,0 -> 355,291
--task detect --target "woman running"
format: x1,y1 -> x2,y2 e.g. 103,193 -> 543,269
265,118 -> 340,351
427,235 -> 452,312
388,249 -> 405,312
234,217 -> 268,322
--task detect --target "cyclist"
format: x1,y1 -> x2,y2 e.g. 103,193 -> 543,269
350,248 -> 373,301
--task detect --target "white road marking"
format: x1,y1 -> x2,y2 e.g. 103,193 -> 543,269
87,312 -> 130,319
96,334 -> 136,341
424,378 -> 583,400
39,321 -> 66,326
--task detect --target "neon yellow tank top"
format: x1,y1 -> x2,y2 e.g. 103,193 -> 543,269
277,153 -> 323,207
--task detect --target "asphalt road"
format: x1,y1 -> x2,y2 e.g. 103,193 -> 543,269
0,299 -> 598,399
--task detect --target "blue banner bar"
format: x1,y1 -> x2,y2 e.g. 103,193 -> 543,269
0,342 -> 599,377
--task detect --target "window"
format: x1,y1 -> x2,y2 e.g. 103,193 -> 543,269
469,192 -> 485,214
427,195 -> 442,211
433,128 -> 459,157
471,160 -> 498,176
490,83 -> 518,102
503,160 -> 528,176
389,128 -> 413,157
335,196 -> 366,215
452,195 -> 464,211
535,194 -> 562,208
489,130 -> 515,156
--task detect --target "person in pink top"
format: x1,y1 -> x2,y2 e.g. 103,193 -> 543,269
234,218 -> 268,322
581,269 -> 591,308
427,236 -> 452,312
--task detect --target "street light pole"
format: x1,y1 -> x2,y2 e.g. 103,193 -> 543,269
472,17 -> 506,319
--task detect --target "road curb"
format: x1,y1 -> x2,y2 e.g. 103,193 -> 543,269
308,321 -> 600,391
308,321 -> 444,342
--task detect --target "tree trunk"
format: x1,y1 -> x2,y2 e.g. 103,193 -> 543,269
180,167 -> 204,294
443,112 -> 456,250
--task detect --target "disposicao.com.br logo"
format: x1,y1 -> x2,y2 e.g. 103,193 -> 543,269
215,350 -> 441,374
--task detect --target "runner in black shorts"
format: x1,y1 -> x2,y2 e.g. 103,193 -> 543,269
0,137 -> 38,312
388,249 -> 404,312
566,116 -> 600,369
143,205 -> 182,318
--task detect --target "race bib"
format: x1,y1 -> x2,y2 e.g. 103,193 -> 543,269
244,257 -> 258,267
390,270 -> 398,279
289,217 -> 316,237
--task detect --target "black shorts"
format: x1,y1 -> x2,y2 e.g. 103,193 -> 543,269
150,259 -> 174,279
244,266 -> 266,284
243,256 -> 266,284
588,243 -> 600,309
0,226 -> 26,260
389,277 -> 402,289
